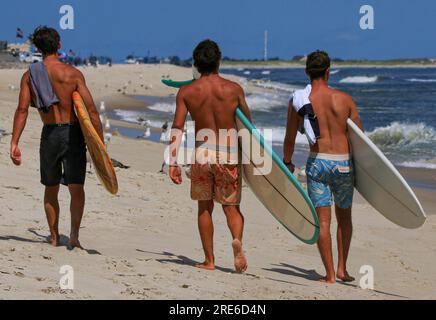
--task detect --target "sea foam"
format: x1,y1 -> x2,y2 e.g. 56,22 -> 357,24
339,76 -> 379,84
406,78 -> 436,83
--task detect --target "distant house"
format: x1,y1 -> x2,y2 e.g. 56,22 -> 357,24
7,42 -> 31,55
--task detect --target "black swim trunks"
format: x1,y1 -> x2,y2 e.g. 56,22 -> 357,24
40,122 -> 87,186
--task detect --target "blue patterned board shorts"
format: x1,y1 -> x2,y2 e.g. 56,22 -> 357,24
306,153 -> 354,209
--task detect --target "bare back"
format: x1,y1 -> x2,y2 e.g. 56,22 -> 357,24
30,60 -> 81,124
174,74 -> 251,147
309,85 -> 362,154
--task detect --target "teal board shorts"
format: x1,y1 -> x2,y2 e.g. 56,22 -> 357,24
305,153 -> 354,209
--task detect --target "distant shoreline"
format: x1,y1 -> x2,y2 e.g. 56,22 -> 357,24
221,61 -> 436,69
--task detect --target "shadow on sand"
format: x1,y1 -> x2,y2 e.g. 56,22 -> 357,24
264,262 -> 410,299
263,262 -> 323,281
136,249 -> 241,274
0,229 -> 101,255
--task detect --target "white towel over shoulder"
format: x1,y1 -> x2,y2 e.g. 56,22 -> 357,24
291,85 -> 320,146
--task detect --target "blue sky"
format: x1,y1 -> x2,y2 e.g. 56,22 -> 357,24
1,0 -> 435,61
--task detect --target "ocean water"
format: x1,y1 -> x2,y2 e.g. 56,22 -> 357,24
222,67 -> 436,169
110,67 -> 436,170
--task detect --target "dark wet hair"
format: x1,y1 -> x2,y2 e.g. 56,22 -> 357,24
31,26 -> 60,56
306,50 -> 331,80
193,39 -> 222,74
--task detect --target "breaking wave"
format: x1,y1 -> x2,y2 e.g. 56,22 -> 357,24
368,122 -> 436,147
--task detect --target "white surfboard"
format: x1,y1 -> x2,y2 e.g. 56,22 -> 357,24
236,109 -> 319,244
347,119 -> 426,229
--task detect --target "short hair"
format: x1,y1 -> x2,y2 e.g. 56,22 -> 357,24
193,40 -> 222,74
31,26 -> 60,56
306,50 -> 331,80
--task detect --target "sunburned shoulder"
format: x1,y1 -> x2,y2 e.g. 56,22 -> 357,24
177,81 -> 197,96
220,77 -> 241,88
329,87 -> 353,102
63,64 -> 83,78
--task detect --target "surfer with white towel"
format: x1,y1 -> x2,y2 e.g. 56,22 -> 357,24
284,51 -> 363,283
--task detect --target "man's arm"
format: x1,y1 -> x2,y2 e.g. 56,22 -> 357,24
10,72 -> 31,166
237,84 -> 252,122
76,71 -> 104,142
283,100 -> 300,173
349,96 -> 363,131
168,88 -> 188,185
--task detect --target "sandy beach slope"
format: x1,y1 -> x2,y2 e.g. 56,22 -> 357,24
0,65 -> 435,300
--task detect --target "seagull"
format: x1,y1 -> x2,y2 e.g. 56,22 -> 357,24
111,158 -> 130,169
99,101 -> 106,113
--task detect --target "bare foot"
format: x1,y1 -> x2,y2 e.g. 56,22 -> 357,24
195,261 -> 215,271
337,271 -> 355,282
49,237 -> 60,247
46,235 -> 60,247
319,276 -> 336,284
67,238 -> 83,251
232,239 -> 247,273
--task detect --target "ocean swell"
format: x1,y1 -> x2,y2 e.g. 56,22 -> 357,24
368,122 -> 436,147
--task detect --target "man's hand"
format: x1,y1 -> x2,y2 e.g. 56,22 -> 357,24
286,163 -> 295,174
10,143 -> 22,166
169,165 -> 182,185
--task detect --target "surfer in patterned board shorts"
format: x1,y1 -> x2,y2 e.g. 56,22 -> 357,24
10,26 -> 103,250
283,51 -> 363,283
168,40 -> 252,273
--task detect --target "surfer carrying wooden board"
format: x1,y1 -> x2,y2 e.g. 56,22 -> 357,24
284,51 -> 363,283
10,26 -> 103,249
168,40 -> 252,273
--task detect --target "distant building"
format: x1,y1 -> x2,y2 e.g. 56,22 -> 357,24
7,42 -> 31,55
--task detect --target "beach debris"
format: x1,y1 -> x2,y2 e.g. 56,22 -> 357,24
0,129 -> 11,141
111,158 -> 130,169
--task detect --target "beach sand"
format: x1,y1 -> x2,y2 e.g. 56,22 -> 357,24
0,64 -> 435,300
